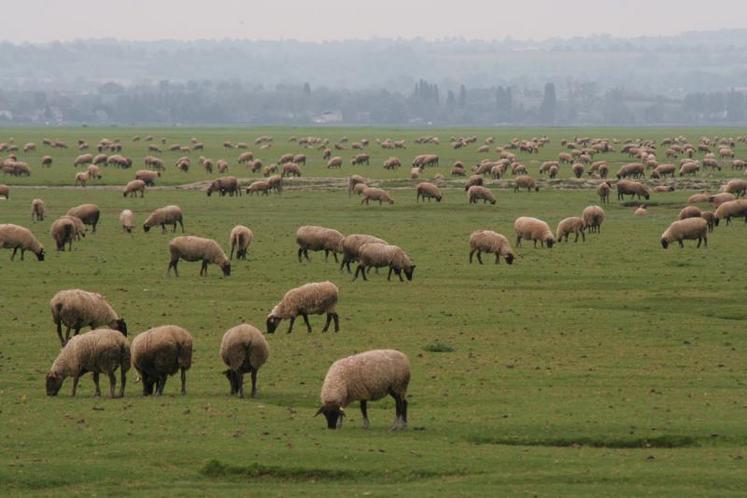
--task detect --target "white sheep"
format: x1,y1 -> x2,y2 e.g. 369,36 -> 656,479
0,224 -> 45,261
582,205 -> 606,234
229,225 -> 254,260
266,281 -> 339,334
353,242 -> 416,282
31,198 -> 45,221
50,217 -> 77,251
340,234 -> 388,273
50,289 -> 127,346
660,218 -> 708,248
143,205 -> 184,233
296,225 -> 344,263
167,236 -> 230,277
317,349 -> 410,430
131,325 -> 193,395
556,217 -> 586,243
66,204 -> 100,233
514,217 -> 555,248
468,230 -> 515,264
119,210 -> 134,233
220,324 -> 269,398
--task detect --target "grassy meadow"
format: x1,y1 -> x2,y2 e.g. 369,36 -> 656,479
1,127 -> 747,496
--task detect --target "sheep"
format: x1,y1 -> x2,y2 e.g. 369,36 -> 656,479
340,234 -> 388,273
207,176 -> 241,197
354,243 -> 416,282
351,153 -> 370,166
0,184 -> 9,199
267,174 -> 283,194
246,180 -> 271,195
679,206 -> 702,220
45,328 -> 130,398
464,175 -> 484,191
266,281 -> 339,334
416,182 -> 442,203
468,230 -> 515,264
50,289 -> 127,346
281,163 -> 302,178
66,204 -> 100,233
582,205 -> 606,233
361,187 -> 394,205
229,225 -> 253,260
652,163 -> 676,178
317,349 -> 410,430
62,215 -> 86,240
556,217 -> 586,242
514,175 -> 539,192
634,206 -> 647,216
50,217 -> 77,251
31,198 -> 45,221
41,155 -> 53,167
131,325 -> 193,396
347,175 -> 367,196
616,163 -> 645,179
0,224 -> 45,261
660,218 -> 708,248
616,180 -> 650,201
572,163 -> 585,178
467,185 -> 496,205
714,199 -> 747,226
724,179 -> 747,197
384,157 -> 401,170
220,324 -> 269,398
135,169 -> 160,186
709,193 -> 737,207
327,156 -> 343,168
701,211 -> 716,232
679,162 -> 700,176
688,192 -> 710,204
596,181 -> 612,204
514,217 -> 555,248
119,209 -> 134,233
73,153 -> 93,167
143,205 -> 184,233
123,179 -> 146,198
74,171 -> 89,186
167,236 -> 230,277
296,225 -> 344,263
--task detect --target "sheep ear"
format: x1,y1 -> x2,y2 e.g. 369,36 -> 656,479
314,406 -> 324,417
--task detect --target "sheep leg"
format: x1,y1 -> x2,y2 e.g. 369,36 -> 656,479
581,230 -> 586,242
387,267 -> 393,281
201,260 -> 208,276
92,372 -> 101,396
390,393 -> 402,431
469,249 -> 476,263
331,252 -> 339,263
353,264 -> 367,281
304,249 -> 311,262
119,365 -> 126,398
230,244 -> 235,260
301,313 -> 312,333
108,372 -> 116,398
495,253 -> 500,264
360,400 -> 369,429
156,376 -> 166,396
322,313 -> 333,332
297,247 -> 304,263
168,258 -> 179,277
161,223 -> 167,234
397,270 -> 404,282
10,247 -> 18,260
180,369 -> 187,395
71,376 -> 80,397
573,233 -> 579,243
287,316 -> 296,334
250,369 -> 258,398
516,236 -> 522,247
324,249 -> 329,261
477,252 -> 484,264
56,321 -> 65,347
678,240 -> 684,249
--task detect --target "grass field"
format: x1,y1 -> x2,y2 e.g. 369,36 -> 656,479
1,128 -> 747,497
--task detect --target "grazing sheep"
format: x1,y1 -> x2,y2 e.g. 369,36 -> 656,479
688,192 -> 710,204
679,162 -> 700,176
0,224 -> 45,261
354,243 -> 416,282
143,205 -> 184,233
207,176 -> 241,197
514,175 -> 539,192
660,218 -> 708,248
384,157 -> 401,170
73,153 -> 94,167
0,184 -> 9,199
616,180 -> 650,201
596,181 -> 612,204
74,171 -> 89,186
616,163 -> 645,179
62,215 -> 87,240
556,217 -> 586,242
119,210 -> 134,233
31,198 -> 45,221
724,179 -> 747,197
679,206 -> 702,220
572,163 -> 585,178
709,193 -> 737,207
229,225 -> 253,260
123,179 -> 146,198
49,217 -> 77,251
131,325 -> 193,396
701,211 -> 716,232
327,156 -> 343,169
41,155 -> 53,167
416,182 -> 442,202
634,206 -> 647,216
467,185 -> 496,205
220,324 -> 269,398
514,217 -> 555,248
468,230 -> 515,264
45,328 -> 130,398
361,187 -> 394,205
340,234 -> 388,273
714,199 -> 747,226
50,289 -> 127,346
266,281 -> 339,334
296,225 -> 344,263
582,205 -> 606,233
652,163 -> 676,178
246,180 -> 271,195
464,174 -> 484,191
135,169 -> 160,186
66,204 -> 100,233
167,236 -> 230,277
317,349 -> 410,430
348,175 -> 367,196
267,174 -> 283,194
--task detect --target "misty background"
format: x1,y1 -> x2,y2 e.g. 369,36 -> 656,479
1,30 -> 747,126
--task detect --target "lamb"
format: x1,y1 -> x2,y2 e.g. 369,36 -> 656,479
556,217 -> 586,242
50,289 -> 127,346
467,185 -> 496,205
468,230 -> 515,264
317,349 -> 410,430
0,184 -> 9,199
50,217 -> 77,251
266,281 -> 339,334
616,180 -> 650,201
514,175 -> 539,192
167,236 -> 231,277
353,243 -> 416,282
229,225 -> 253,260
119,209 -> 134,233
131,325 -> 193,395
660,218 -> 708,248
340,234 -> 388,273
361,187 -> 394,205
66,204 -> 100,233
123,179 -> 146,197
597,181 -> 612,204
45,328 -> 130,398
220,324 -> 269,398
582,205 -> 606,233
143,205 -> 184,233
714,199 -> 747,226
246,180 -> 271,195
135,169 -> 160,186
514,217 -> 555,248
296,225 -> 344,263
31,198 -> 45,221
74,171 -> 89,186
0,224 -> 45,261
207,176 -> 241,197
634,206 -> 647,216
416,182 -> 442,202
679,206 -> 702,220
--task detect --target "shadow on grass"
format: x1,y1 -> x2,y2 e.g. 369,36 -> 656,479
468,434 -> 699,449
201,460 -> 472,482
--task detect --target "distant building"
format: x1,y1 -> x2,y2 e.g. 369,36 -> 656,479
313,111 -> 343,124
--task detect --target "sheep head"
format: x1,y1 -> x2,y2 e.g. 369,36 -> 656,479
266,315 -> 281,334
316,404 -> 344,429
113,318 -> 128,337
404,265 -> 416,281
220,261 -> 231,277
36,249 -> 45,261
45,372 -> 63,396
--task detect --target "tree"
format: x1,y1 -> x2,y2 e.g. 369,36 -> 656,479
458,85 -> 467,108
539,82 -> 557,124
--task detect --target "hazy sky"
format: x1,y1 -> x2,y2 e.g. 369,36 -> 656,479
4,0 -> 746,42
